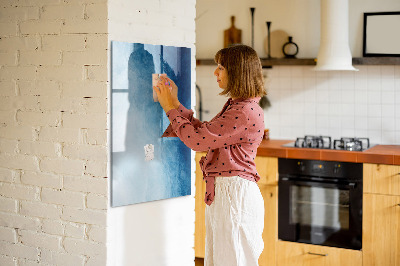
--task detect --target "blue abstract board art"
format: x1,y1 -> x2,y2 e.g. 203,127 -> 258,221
111,41 -> 192,207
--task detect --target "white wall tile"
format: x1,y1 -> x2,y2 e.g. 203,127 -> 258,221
354,88 -> 368,104
382,117 -> 396,131
303,88 -> 316,103
382,90 -> 395,104
342,128 -> 355,137
355,104 -> 368,117
291,77 -> 304,90
341,104 -> 355,116
395,66 -> 400,78
396,104 -> 400,118
382,105 -> 395,118
316,116 -> 330,128
342,117 -> 355,129
367,91 -> 381,105
316,89 -> 329,103
381,66 -> 394,77
367,77 -> 381,91
395,118 -> 400,131
341,89 -> 354,104
316,103 -> 329,115
291,67 -> 304,78
303,67 -> 316,78
382,131 -> 396,144
328,88 -> 341,103
304,102 -> 316,115
329,103 -> 341,116
367,104 -> 382,118
279,77 -> 291,89
329,116 -> 341,130
278,67 -> 292,78
396,86 -> 400,104
368,117 -> 382,131
368,130 -> 382,144
354,116 -> 368,130
382,78 -> 395,91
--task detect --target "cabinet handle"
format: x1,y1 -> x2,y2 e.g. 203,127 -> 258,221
307,252 -> 328,256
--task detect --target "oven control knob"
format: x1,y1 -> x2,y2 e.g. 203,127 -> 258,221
297,161 -> 305,171
334,164 -> 341,174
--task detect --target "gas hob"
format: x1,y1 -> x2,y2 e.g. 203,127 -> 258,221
282,135 -> 374,151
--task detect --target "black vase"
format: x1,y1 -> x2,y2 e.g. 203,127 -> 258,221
282,36 -> 299,58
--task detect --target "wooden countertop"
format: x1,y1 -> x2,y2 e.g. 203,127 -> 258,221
256,139 -> 400,165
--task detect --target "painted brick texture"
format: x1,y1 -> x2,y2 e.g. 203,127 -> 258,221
0,0 -> 108,264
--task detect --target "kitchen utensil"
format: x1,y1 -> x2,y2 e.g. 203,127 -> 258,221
266,21 -> 272,58
250,7 -> 255,48
224,16 -> 242,48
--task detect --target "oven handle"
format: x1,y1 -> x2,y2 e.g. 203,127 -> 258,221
280,177 -> 357,189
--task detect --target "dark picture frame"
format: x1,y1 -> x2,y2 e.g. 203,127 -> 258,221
363,11 -> 400,57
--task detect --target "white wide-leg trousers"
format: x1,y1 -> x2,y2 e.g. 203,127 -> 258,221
205,176 -> 264,266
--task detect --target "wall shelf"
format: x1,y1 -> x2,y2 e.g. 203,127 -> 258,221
196,57 -> 400,67
352,57 -> 400,65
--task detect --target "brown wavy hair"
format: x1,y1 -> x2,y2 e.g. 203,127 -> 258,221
214,44 -> 266,99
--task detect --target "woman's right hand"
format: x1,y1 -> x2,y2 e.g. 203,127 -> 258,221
160,76 -> 180,108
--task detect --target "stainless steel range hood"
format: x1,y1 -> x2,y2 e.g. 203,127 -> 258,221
314,0 -> 358,71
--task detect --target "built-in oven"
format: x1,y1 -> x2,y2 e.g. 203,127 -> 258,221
278,158 -> 363,250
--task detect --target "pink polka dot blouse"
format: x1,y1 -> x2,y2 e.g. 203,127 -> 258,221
162,97 -> 265,205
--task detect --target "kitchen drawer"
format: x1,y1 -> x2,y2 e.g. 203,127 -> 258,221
364,164 -> 400,196
276,241 -> 362,266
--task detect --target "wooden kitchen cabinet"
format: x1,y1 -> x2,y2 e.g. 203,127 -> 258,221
276,241 -> 362,266
195,152 -> 207,258
256,156 -> 278,266
363,163 -> 400,266
363,193 -> 400,266
255,156 -> 278,186
364,163 -> 400,196
258,184 -> 278,266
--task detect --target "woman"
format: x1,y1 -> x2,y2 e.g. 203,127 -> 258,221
154,44 -> 266,266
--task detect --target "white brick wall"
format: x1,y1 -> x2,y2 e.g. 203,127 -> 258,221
1,0 -> 198,264
0,0 -> 108,265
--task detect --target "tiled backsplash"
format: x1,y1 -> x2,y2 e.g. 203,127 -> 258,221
196,65 -> 400,145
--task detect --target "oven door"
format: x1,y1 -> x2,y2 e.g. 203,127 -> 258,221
278,176 -> 362,250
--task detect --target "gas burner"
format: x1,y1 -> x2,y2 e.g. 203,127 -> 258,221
295,135 -> 332,149
333,137 -> 370,151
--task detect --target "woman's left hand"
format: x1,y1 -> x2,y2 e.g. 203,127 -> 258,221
153,78 -> 175,113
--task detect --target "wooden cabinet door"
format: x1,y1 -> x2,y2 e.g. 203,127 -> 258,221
364,164 -> 400,196
363,193 -> 400,266
195,152 -> 207,258
276,241 -> 362,266
255,156 -> 278,186
259,185 -> 278,266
